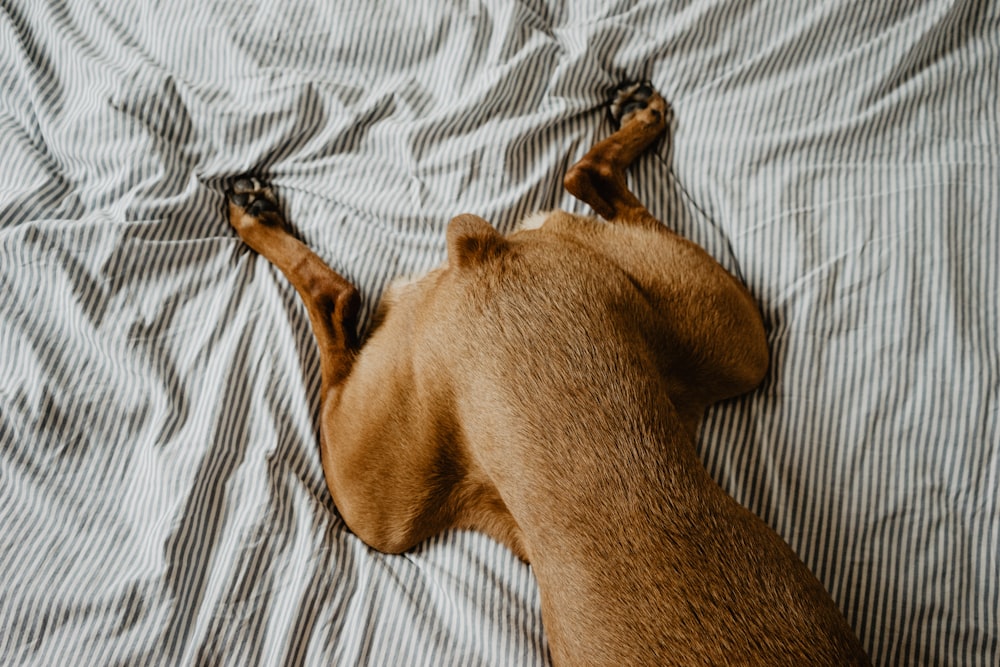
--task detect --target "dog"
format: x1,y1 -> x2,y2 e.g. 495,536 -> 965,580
226,83 -> 870,666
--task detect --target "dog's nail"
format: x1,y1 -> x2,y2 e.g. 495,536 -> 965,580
635,83 -> 654,98
231,192 -> 249,207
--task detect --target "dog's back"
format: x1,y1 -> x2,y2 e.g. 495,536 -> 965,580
396,212 -> 867,665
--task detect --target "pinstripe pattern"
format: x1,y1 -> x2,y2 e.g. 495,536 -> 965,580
1,0 -> 997,664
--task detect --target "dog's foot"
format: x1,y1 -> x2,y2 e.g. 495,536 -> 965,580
229,176 -> 280,219
609,81 -> 670,128
227,176 -> 291,254
227,176 -> 286,235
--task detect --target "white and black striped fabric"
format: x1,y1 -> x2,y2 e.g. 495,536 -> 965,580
2,1 -> 997,664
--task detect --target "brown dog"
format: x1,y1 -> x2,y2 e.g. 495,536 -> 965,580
226,84 -> 870,666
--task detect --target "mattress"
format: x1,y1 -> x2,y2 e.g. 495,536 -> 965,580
1,0 -> 997,664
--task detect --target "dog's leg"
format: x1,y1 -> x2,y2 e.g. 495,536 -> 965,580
563,83 -> 669,227
227,180 -> 502,557
226,178 -> 360,400
564,86 -> 771,435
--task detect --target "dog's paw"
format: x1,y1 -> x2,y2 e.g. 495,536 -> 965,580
609,81 -> 670,128
229,176 -> 279,216
227,176 -> 284,233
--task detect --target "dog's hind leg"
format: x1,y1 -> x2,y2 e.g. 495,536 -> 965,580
563,82 -> 669,228
564,86 -> 770,426
226,178 -> 360,401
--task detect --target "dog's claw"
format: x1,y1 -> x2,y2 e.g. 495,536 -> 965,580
634,83 -> 654,98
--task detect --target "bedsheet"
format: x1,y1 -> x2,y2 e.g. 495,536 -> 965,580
1,0 -> 998,664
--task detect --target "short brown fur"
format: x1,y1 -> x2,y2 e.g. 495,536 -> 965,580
226,87 -> 870,666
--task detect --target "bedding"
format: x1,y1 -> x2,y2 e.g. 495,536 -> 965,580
1,0 -> 997,664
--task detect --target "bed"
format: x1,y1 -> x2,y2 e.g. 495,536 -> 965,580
1,1 -> 997,664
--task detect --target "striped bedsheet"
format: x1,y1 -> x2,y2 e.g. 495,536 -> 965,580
1,1 -> 997,664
